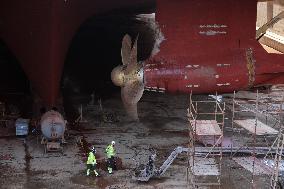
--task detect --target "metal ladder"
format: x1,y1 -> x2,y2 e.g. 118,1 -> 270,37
157,147 -> 188,175
133,146 -> 188,181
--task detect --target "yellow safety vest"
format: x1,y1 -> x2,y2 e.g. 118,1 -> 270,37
87,152 -> 97,165
106,144 -> 115,158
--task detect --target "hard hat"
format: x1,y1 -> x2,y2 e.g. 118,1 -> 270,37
111,141 -> 115,145
91,146 -> 96,153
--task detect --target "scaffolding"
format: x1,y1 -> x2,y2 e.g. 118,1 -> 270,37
264,106 -> 284,189
267,132 -> 284,189
231,90 -> 284,188
187,92 -> 225,188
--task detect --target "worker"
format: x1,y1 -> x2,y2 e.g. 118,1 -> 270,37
105,141 -> 116,174
86,146 -> 99,177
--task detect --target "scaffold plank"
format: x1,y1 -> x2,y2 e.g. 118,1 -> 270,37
191,157 -> 220,176
234,119 -> 278,135
233,157 -> 273,175
190,120 -> 222,136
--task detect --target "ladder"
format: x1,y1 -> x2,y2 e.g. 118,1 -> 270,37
157,147 -> 188,175
133,146 -> 188,182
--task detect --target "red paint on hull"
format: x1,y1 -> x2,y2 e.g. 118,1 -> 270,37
0,0 -> 154,107
0,0 -> 282,108
144,0 -> 284,94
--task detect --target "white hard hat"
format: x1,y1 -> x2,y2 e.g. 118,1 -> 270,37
91,146 -> 96,153
111,141 -> 115,145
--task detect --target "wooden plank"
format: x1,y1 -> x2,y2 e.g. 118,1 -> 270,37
233,157 -> 273,175
234,119 -> 278,135
191,157 -> 220,176
190,120 -> 222,136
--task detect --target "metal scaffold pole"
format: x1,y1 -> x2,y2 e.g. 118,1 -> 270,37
270,96 -> 284,189
251,90 -> 259,189
187,91 -> 196,188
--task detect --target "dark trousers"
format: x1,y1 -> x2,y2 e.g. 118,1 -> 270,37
87,164 -> 96,171
107,156 -> 116,170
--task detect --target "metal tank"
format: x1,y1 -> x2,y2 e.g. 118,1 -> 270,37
40,110 -> 65,140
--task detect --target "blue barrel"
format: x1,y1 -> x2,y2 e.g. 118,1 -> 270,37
16,118 -> 29,136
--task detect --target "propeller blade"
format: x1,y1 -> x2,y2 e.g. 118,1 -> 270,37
130,35 -> 138,65
121,34 -> 132,65
121,80 -> 144,120
117,34 -> 144,120
121,100 -> 139,121
125,35 -> 139,75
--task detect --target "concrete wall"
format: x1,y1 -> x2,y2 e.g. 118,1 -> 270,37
257,0 -> 284,36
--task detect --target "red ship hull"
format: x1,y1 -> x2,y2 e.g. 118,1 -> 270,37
145,0 -> 284,94
0,0 -> 282,109
0,0 -> 153,107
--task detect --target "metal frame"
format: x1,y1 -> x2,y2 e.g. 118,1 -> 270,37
267,132 -> 284,189
187,92 -> 225,188
264,101 -> 284,189
231,90 -> 284,188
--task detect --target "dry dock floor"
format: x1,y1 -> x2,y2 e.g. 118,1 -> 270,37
0,92 -> 272,189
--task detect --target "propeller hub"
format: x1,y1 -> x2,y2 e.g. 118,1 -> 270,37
111,65 -> 144,87
111,65 -> 125,87
136,65 -> 144,83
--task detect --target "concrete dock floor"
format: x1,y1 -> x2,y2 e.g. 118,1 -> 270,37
0,92 -> 274,189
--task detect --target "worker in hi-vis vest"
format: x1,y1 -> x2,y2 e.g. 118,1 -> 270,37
86,146 -> 99,176
105,141 -> 116,174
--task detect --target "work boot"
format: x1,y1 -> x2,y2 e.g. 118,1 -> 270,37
108,167 -> 113,174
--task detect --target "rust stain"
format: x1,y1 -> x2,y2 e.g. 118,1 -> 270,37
246,48 -> 256,88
